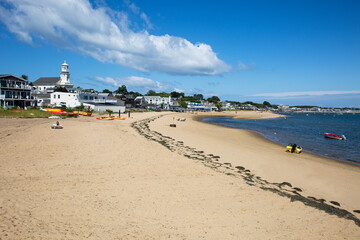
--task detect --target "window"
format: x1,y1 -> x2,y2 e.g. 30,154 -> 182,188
58,95 -> 60,99
54,95 -> 56,99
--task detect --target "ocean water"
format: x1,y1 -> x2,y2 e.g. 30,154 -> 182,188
202,112 -> 360,165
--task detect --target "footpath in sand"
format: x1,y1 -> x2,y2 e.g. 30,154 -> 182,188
0,112 -> 359,239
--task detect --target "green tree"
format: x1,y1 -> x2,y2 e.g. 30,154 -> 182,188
157,92 -> 170,97
114,85 -> 128,95
54,86 -> 68,92
180,102 -> 187,108
207,96 -> 220,103
105,109 -> 113,116
194,94 -> 204,100
216,102 -> 223,109
21,75 -> 28,80
102,89 -> 112,94
263,101 -> 271,107
128,91 -> 142,97
170,91 -> 184,98
146,90 -> 157,96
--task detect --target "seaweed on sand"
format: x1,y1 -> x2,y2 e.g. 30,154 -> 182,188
131,115 -> 360,227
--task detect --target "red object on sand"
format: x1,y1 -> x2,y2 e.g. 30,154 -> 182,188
12,110 -> 20,112
50,111 -> 70,115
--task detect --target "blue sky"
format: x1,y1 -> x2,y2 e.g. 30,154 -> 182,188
0,0 -> 359,107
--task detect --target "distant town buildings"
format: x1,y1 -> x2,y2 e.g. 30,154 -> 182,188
3,61 -> 359,113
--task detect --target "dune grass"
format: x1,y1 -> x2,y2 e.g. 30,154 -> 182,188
0,108 -> 64,118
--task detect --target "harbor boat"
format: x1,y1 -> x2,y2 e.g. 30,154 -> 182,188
324,133 -> 346,140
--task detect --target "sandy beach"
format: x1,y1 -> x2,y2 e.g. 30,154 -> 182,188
0,111 -> 359,239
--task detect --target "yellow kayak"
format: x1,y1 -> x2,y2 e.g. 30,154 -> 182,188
44,108 -> 63,112
96,117 -> 115,120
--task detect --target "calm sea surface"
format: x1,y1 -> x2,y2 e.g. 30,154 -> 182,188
202,113 -> 360,165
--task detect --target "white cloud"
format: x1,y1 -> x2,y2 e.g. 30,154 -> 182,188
238,61 -> 256,71
95,76 -> 160,87
140,12 -> 153,29
127,2 -> 139,14
0,0 -> 230,75
173,88 -> 184,93
250,91 -> 360,98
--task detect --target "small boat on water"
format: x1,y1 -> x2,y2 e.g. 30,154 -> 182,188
324,133 -> 346,140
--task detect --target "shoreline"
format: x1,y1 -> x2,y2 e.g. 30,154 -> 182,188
149,112 -> 360,215
195,112 -> 360,167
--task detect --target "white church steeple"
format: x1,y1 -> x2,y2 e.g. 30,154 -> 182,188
59,61 -> 73,88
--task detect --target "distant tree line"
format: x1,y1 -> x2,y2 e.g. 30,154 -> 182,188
99,85 -> 282,109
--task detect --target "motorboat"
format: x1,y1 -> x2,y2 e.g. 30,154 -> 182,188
324,133 -> 346,140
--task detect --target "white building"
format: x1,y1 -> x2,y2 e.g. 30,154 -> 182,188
50,91 -> 125,113
278,104 -> 290,112
186,101 -> 217,111
135,96 -> 174,109
33,61 -> 74,92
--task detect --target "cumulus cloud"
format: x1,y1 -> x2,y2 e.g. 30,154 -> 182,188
173,88 -> 184,93
238,61 -> 256,71
95,76 -> 161,88
250,91 -> 360,98
0,0 -> 230,75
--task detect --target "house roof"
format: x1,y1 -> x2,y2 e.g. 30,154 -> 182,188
0,74 -> 28,82
33,77 -> 60,86
32,93 -> 51,98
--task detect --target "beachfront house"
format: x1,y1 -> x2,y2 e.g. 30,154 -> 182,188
50,91 -> 126,113
0,74 -> 33,108
186,101 -> 217,111
114,94 -> 145,109
221,101 -> 238,110
278,104 -> 290,112
135,96 -> 174,109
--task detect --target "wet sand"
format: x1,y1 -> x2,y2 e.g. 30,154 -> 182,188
0,111 -> 359,239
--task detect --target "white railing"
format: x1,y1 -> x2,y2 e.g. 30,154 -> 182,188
92,99 -> 117,103
2,85 -> 32,90
1,96 -> 31,100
